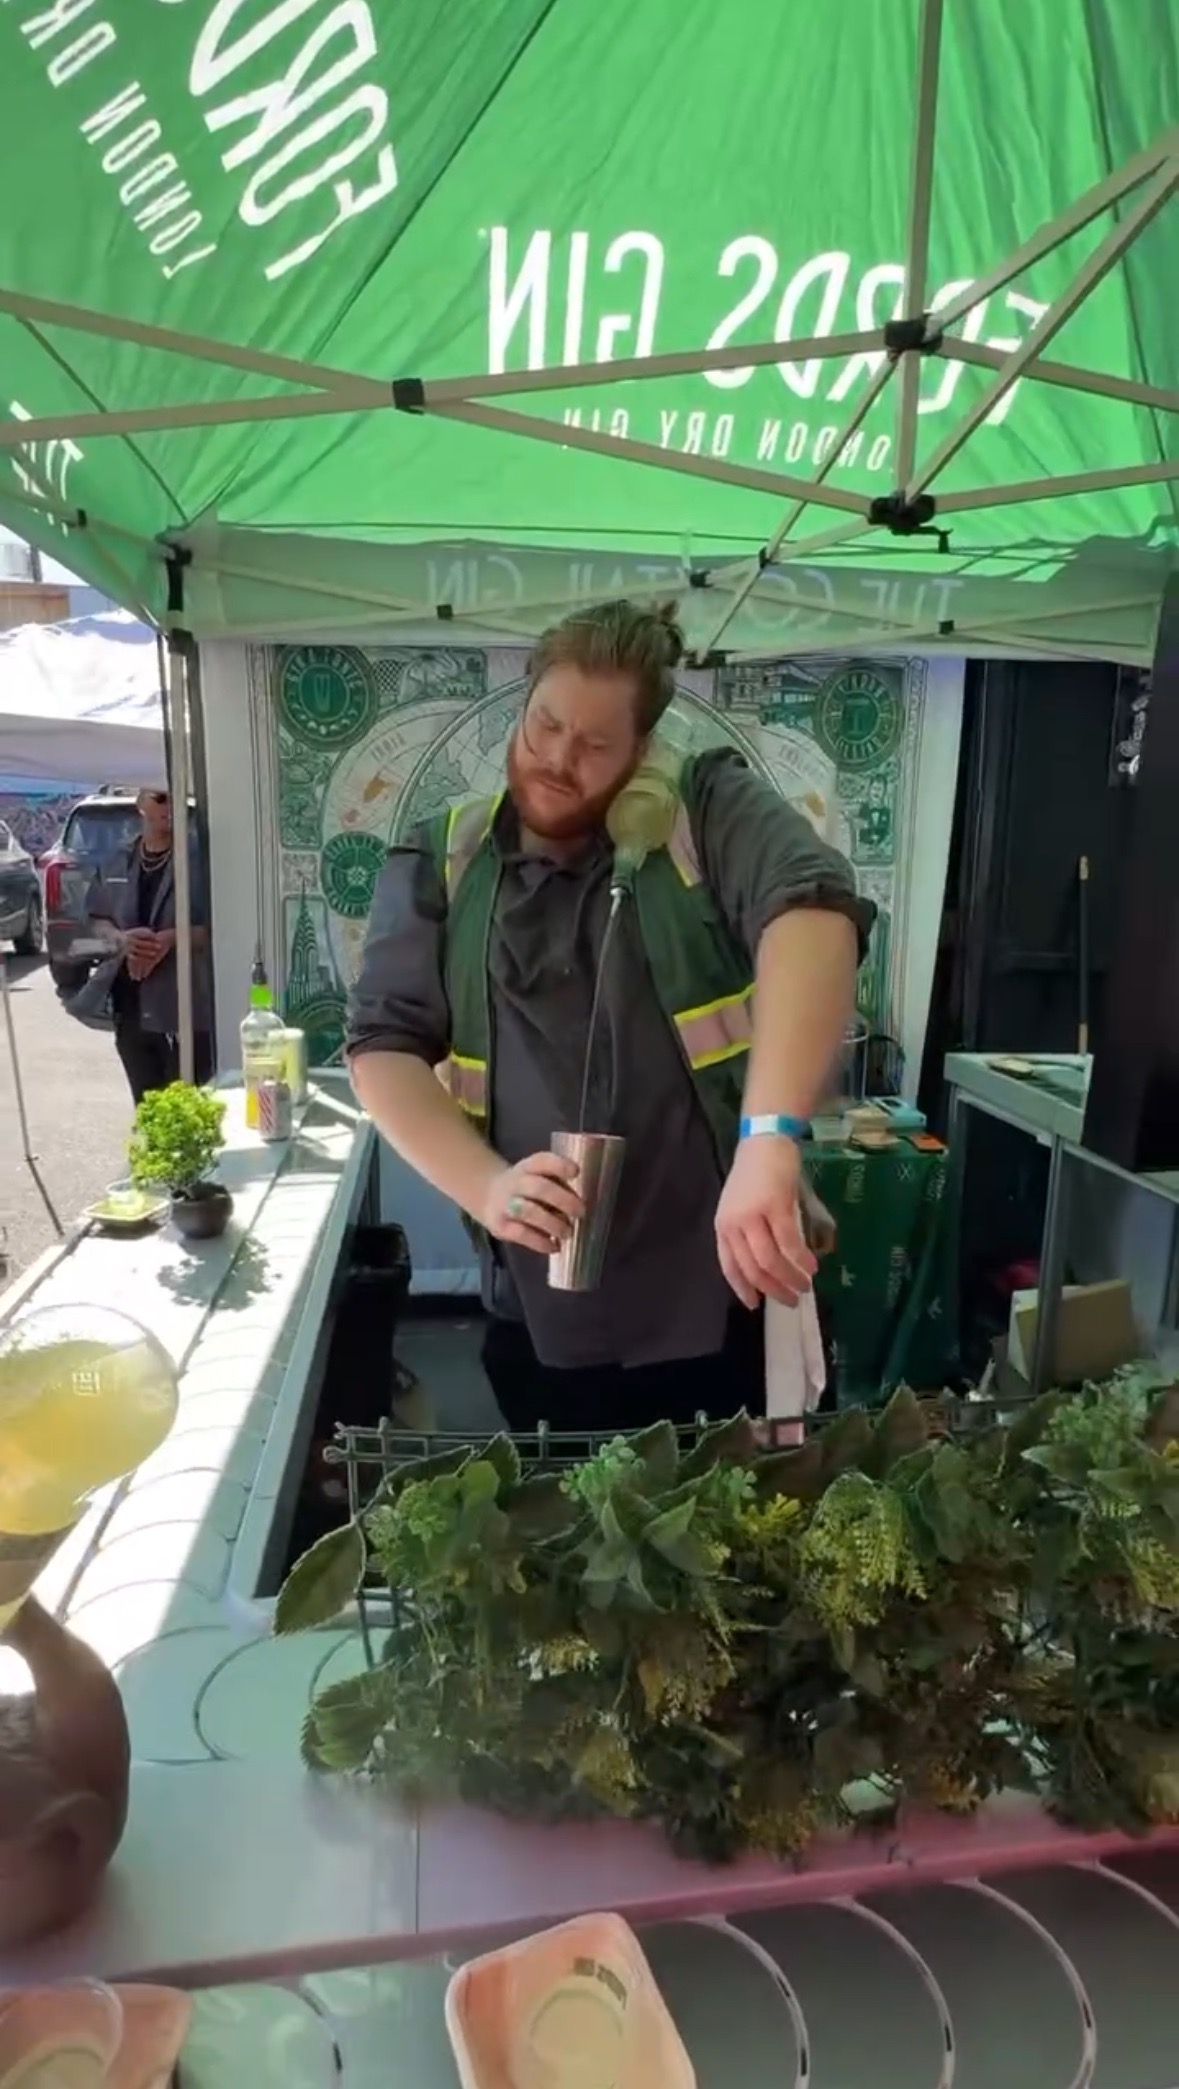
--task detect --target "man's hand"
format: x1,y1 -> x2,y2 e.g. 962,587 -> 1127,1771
120,927 -> 157,979
478,1152 -> 584,1257
123,927 -> 176,979
715,1135 -> 817,1308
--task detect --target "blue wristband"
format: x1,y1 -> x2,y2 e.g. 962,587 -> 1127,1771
739,1113 -> 809,1142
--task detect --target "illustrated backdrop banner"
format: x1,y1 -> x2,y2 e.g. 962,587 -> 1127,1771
249,644 -> 964,1093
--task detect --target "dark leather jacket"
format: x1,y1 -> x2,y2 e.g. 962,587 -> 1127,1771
86,835 -> 211,1034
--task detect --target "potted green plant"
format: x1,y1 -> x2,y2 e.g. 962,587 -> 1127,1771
128,1081 -> 230,1241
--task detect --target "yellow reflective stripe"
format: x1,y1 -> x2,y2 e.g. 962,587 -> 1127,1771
674,986 -> 754,1068
444,793 -> 504,899
438,1053 -> 487,1116
666,802 -> 701,886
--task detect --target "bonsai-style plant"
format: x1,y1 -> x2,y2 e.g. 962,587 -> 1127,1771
129,1081 -> 230,1240
274,1368 -> 1179,1864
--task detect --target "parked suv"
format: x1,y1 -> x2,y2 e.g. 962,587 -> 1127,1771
0,820 -> 43,954
41,787 -> 143,996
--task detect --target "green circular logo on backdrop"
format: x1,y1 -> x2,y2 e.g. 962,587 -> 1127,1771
278,646 -> 378,750
813,667 -> 903,771
321,831 -> 387,918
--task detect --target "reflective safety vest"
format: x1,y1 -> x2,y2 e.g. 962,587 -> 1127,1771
425,761 -> 755,1170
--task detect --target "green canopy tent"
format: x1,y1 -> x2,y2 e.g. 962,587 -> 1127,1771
0,0 -> 1175,653
1,0 -> 1176,1065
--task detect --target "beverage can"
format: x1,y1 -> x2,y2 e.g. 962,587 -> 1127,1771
257,1078 -> 293,1142
280,1026 -> 308,1105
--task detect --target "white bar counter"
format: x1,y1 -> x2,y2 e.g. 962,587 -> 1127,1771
3,1074 -> 1179,2062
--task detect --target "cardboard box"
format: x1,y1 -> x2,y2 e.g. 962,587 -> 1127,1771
1008,1278 -> 1139,1386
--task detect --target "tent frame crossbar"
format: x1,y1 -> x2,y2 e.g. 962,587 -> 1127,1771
0,315 -> 889,449
2,320 -> 1176,455
911,156 -> 1179,495
695,373 -> 894,656
895,0 -> 944,490
2,108 -> 1177,527
949,337 -> 1179,414
732,627 -> 1140,665
0,101 -> 1174,603
3,327 -> 1174,456
932,126 -> 1179,332
0,382 -> 389,449
190,550 -> 690,629
0,109 -> 1174,434
0,478 -> 157,620
0,287 -> 389,397
149,529 -> 1160,659
939,458 -> 1179,513
433,395 -> 870,514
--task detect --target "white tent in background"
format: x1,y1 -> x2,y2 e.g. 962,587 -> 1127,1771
0,609 -> 165,790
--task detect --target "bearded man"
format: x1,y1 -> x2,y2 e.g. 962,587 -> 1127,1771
347,601 -> 874,1434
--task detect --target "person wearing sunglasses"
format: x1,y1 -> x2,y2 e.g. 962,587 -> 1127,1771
348,600 -> 873,1436
85,786 -> 214,1103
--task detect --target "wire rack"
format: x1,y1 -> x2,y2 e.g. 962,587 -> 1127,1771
323,1392 -> 1026,1658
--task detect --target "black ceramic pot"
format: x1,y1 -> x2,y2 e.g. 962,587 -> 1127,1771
170,1182 -> 233,1242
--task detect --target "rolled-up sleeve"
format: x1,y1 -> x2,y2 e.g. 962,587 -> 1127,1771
691,749 -> 876,958
345,841 -> 450,1065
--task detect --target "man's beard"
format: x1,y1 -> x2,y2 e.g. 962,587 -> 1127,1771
505,730 -> 637,842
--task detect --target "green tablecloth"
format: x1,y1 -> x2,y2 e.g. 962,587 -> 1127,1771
805,1142 -> 957,1407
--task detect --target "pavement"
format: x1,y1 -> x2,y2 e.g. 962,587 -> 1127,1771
0,950 -> 133,1296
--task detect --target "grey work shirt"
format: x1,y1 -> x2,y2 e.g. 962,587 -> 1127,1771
347,749 -> 874,1370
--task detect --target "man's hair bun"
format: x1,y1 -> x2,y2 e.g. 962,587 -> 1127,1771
528,597 -> 686,733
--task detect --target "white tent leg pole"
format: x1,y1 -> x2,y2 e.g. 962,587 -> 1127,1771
0,951 -> 64,1239
166,641 -> 195,1087
933,126 -> 1179,330
915,158 -> 1179,494
896,0 -> 944,489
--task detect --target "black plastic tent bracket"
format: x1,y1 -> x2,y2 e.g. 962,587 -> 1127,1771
165,544 -> 192,617
883,314 -> 944,357
392,378 -> 426,414
868,491 -> 951,554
